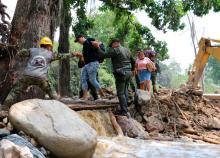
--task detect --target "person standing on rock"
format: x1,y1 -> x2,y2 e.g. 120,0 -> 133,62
135,49 -> 153,93
144,49 -> 160,94
74,34 -> 105,100
8,37 -> 75,102
91,39 -> 135,116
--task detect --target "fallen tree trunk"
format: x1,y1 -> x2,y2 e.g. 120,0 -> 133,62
67,104 -> 116,111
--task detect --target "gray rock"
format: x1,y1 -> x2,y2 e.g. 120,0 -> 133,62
0,139 -> 34,158
207,117 -> 220,129
9,99 -> 97,158
134,89 -> 151,106
144,115 -> 164,133
116,116 -> 148,139
4,134 -> 45,158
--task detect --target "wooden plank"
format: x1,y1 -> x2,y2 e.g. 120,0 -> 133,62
203,94 -> 220,100
108,109 -> 124,136
60,98 -> 119,105
67,104 -> 117,111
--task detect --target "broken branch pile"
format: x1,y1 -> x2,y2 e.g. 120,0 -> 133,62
130,88 -> 220,144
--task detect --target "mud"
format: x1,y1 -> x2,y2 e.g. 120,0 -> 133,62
78,110 -> 117,137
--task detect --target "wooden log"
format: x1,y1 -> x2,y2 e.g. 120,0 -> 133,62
173,100 -> 189,122
61,99 -> 119,105
203,94 -> 220,100
183,133 -> 220,144
67,104 -> 116,111
108,110 -> 124,136
144,136 -> 174,141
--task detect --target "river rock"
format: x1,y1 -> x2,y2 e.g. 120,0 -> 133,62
116,116 -> 148,138
144,115 -> 164,133
134,89 -> 151,106
0,139 -> 34,158
9,99 -> 97,158
206,117 -> 220,129
4,134 -> 45,158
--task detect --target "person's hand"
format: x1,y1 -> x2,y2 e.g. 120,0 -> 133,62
72,51 -> 82,57
91,41 -> 101,48
132,70 -> 137,76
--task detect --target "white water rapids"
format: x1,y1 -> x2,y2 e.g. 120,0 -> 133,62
93,136 -> 220,158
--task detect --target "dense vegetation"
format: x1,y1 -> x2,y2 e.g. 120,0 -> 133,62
48,0 -> 220,95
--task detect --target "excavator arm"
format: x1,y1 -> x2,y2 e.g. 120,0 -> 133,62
188,38 -> 220,89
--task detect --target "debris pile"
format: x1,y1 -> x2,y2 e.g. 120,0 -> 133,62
130,88 -> 220,144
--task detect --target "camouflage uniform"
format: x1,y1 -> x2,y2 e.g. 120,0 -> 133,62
151,62 -> 160,93
11,48 -> 73,100
98,46 -> 135,115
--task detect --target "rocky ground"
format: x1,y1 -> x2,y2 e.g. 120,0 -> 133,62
0,87 -> 220,157
130,88 -> 220,144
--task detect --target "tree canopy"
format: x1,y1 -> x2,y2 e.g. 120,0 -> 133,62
69,0 -> 220,61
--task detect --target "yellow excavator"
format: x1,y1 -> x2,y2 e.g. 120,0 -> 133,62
188,37 -> 220,99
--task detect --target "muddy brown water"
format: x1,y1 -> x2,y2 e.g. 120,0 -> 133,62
78,110 -> 117,137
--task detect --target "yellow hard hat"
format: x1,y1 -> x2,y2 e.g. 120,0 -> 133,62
39,37 -> 53,46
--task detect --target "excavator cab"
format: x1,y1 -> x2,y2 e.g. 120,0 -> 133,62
187,37 -> 220,99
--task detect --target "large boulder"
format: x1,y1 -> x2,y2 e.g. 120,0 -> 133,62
9,99 -> 97,158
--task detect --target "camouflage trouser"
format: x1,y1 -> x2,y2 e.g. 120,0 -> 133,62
12,75 -> 57,100
151,72 -> 157,93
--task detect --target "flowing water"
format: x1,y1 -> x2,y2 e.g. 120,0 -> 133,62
78,110 -> 116,137
93,136 -> 220,158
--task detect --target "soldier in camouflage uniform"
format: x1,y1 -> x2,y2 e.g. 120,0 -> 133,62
92,39 -> 135,116
10,37 -> 74,101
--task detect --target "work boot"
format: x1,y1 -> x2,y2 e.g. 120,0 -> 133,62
81,90 -> 89,100
114,110 -> 130,117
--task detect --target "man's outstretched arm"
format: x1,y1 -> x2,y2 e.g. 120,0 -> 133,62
52,52 -> 76,61
16,49 -> 30,58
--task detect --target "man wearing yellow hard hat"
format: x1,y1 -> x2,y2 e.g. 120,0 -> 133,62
8,37 -> 74,102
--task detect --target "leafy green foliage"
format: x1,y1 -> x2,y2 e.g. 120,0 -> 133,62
87,11 -> 169,61
205,57 -> 220,85
182,0 -> 220,16
158,60 -> 183,88
72,0 -> 94,36
100,0 -> 185,32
